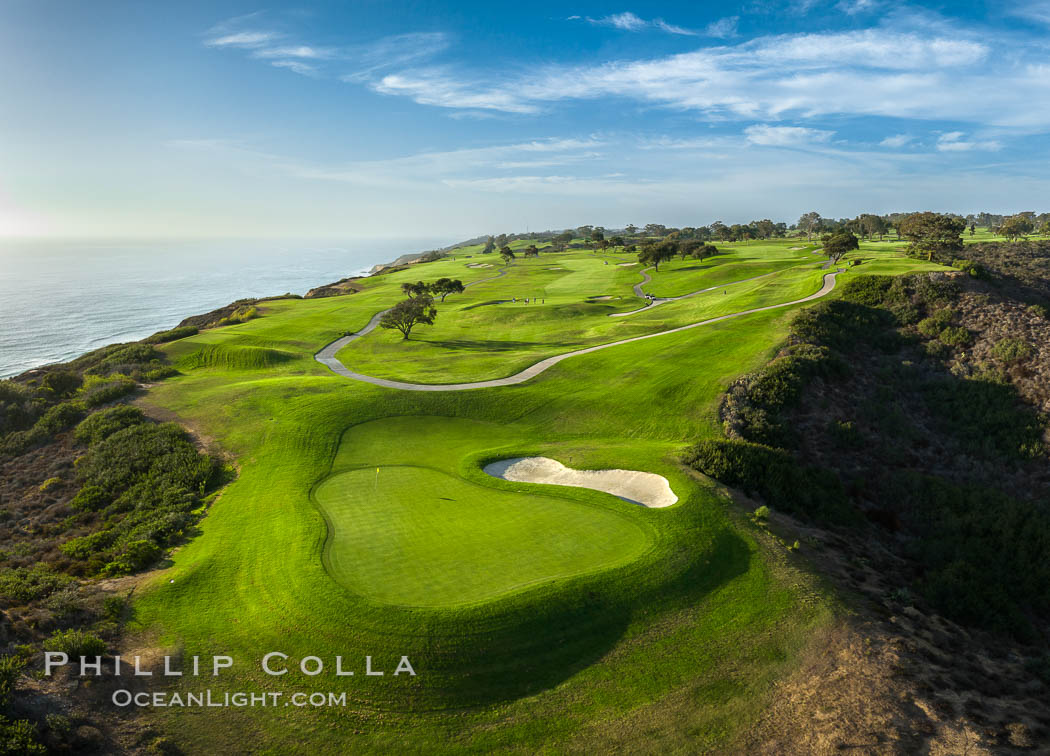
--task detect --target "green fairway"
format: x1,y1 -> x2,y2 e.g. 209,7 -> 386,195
123,237 -> 950,752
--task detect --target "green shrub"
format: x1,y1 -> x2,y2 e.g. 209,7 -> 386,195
102,595 -> 126,621
0,715 -> 43,755
938,325 -> 970,346
39,371 -> 82,398
829,419 -> 863,448
683,440 -> 856,525
74,405 -> 145,445
0,565 -> 74,603
70,485 -> 109,512
0,380 -> 41,436
38,477 -> 61,493
78,374 -> 136,408
217,305 -> 259,326
145,325 -> 198,344
100,540 -> 162,576
991,337 -> 1033,363
838,275 -> 894,307
0,655 -> 24,709
917,308 -> 953,337
85,343 -> 162,376
42,628 -> 106,659
143,366 -> 179,381
60,529 -> 116,559
752,505 -> 770,520
31,401 -> 86,437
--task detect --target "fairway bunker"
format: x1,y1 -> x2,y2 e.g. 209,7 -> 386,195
484,457 -> 677,508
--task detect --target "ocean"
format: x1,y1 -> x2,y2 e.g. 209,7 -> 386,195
0,237 -> 454,378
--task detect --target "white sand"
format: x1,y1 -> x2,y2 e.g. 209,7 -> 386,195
617,262 -> 638,267
483,457 -> 677,508
788,246 -> 804,250
588,295 -> 614,300
466,263 -> 494,268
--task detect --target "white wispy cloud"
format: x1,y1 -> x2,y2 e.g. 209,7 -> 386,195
837,0 -> 881,14
1007,1 -> 1050,24
252,45 -> 335,60
202,17 -> 449,80
880,134 -> 913,148
269,60 -> 319,76
704,16 -> 739,38
373,69 -> 539,114
577,12 -> 698,35
341,32 -> 451,81
936,131 -> 1001,152
206,31 -> 282,49
745,124 -> 835,146
360,26 -> 1050,137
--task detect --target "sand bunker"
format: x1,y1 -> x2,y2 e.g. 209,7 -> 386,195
617,262 -> 638,267
788,246 -> 804,250
588,295 -> 615,300
466,263 -> 494,268
483,457 -> 677,508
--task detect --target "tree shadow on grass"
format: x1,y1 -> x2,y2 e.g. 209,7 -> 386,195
425,528 -> 752,708
419,338 -> 575,352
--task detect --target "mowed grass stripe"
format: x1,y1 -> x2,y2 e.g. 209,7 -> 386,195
315,463 -> 653,607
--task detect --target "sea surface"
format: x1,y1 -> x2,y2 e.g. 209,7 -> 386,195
0,237 -> 453,378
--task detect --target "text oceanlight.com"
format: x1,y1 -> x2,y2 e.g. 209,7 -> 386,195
113,690 -> 353,708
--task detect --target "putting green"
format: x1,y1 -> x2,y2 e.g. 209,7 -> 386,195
315,464 -> 653,607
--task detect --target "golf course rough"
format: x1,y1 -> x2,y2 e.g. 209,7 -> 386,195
128,239 -> 952,752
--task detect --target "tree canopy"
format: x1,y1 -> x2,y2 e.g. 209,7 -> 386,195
821,230 -> 859,263
430,278 -> 465,302
898,212 -> 965,261
380,295 -> 437,339
637,241 -> 677,271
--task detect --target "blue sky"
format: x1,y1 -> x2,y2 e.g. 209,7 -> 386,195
2,0 -> 1050,239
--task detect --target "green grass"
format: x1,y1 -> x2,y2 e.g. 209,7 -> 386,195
124,238 -> 948,752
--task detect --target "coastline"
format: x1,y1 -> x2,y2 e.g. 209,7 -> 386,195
0,237 -> 467,380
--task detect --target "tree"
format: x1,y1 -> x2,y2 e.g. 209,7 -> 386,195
576,225 -> 593,239
624,224 -> 638,236
524,245 -> 539,258
380,296 -> 437,339
797,211 -> 823,241
644,223 -> 667,237
610,235 -> 625,249
1000,214 -> 1035,241
898,212 -> 966,261
499,246 -> 516,264
753,219 -> 776,239
555,231 -> 573,245
857,213 -> 888,240
401,281 -> 429,298
637,241 -> 677,271
1041,221 -> 1050,238
821,230 -> 859,263
678,239 -> 700,260
482,236 -> 495,254
430,278 -> 465,302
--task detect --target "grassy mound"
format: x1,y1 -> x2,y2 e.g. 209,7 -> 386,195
178,343 -> 298,370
